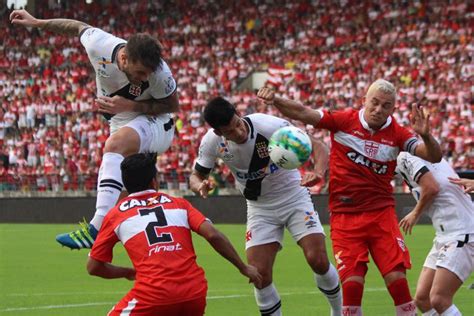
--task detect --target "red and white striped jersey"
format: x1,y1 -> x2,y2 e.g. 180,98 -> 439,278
90,190 -> 208,305
316,108 -> 418,213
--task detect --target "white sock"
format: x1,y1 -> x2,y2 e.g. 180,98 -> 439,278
422,309 -> 438,316
314,264 -> 342,315
342,306 -> 362,316
396,301 -> 417,316
439,304 -> 461,316
254,283 -> 282,316
91,152 -> 124,229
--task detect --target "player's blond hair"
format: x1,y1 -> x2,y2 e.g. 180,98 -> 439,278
367,79 -> 396,99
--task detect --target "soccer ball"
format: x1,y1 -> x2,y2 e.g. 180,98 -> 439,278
268,126 -> 312,170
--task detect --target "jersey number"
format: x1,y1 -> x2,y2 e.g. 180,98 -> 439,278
139,206 -> 173,245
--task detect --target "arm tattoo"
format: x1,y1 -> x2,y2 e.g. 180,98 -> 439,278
42,19 -> 89,36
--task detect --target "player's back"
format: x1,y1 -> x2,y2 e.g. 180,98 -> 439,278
108,190 -> 208,305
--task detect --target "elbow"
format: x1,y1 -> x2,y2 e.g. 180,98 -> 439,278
87,259 -> 101,276
426,183 -> 440,199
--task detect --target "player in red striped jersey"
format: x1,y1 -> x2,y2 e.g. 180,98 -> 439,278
258,79 -> 442,316
87,153 -> 261,316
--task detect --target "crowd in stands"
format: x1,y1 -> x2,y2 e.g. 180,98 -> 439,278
0,0 -> 472,193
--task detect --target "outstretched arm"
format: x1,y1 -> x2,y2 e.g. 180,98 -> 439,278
301,136 -> 329,187
257,87 -> 322,126
448,177 -> 474,193
10,9 -> 90,36
189,169 -> 215,199
87,257 -> 136,280
410,104 -> 442,163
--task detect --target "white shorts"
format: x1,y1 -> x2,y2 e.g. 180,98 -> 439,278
245,191 -> 325,250
423,234 -> 474,282
119,114 -> 175,154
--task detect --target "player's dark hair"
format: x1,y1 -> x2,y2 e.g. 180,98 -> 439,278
204,97 -> 236,129
125,33 -> 163,71
120,153 -> 158,193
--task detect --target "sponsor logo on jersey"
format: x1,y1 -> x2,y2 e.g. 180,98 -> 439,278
149,243 -> 182,256
165,76 -> 175,95
218,142 -> 234,161
364,141 -> 379,158
346,151 -> 388,175
304,211 -> 319,229
256,141 -> 269,158
119,195 -> 172,211
129,84 -> 142,97
235,163 -> 279,180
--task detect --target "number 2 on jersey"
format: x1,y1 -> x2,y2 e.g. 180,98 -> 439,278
139,206 -> 173,245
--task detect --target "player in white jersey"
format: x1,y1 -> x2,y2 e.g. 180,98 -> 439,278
396,152 -> 474,316
10,10 -> 178,249
190,97 -> 342,316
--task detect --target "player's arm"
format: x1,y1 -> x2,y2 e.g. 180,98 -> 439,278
301,136 -> 329,187
197,220 -> 262,288
189,169 -> 214,199
410,104 -> 442,163
448,177 -> 474,193
10,9 -> 90,36
257,87 -> 322,126
399,172 -> 440,235
87,257 -> 135,280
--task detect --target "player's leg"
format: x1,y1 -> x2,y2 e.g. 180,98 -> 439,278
430,237 -> 473,315
369,207 -> 416,316
246,208 -> 284,316
414,242 -> 438,315
330,212 -> 370,316
285,196 -> 341,315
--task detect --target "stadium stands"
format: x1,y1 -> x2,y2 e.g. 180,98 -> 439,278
0,0 -> 472,193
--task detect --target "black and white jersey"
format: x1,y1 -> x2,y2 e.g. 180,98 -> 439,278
396,152 -> 474,240
195,114 -> 309,208
80,27 -> 177,130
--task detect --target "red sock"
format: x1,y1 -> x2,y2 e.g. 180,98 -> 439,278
342,281 -> 364,306
387,278 -> 412,305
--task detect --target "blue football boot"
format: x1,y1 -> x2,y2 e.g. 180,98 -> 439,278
56,219 -> 98,249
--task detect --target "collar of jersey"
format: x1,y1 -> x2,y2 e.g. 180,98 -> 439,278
128,189 -> 157,197
358,108 -> 392,133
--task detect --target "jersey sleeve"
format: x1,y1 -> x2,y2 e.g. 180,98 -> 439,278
89,214 -> 120,263
178,199 -> 207,232
194,132 -> 218,175
315,109 -> 350,132
396,152 -> 430,184
80,27 -> 120,58
149,61 -> 177,99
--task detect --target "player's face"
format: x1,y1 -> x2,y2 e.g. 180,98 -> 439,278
216,115 -> 249,144
363,89 -> 395,130
123,59 -> 153,85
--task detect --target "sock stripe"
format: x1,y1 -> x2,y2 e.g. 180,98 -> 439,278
260,300 -> 281,315
318,284 -> 341,296
100,179 -> 123,187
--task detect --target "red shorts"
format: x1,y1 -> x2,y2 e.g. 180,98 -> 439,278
108,294 -> 207,316
330,206 -> 411,282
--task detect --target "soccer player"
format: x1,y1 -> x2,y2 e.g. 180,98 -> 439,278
10,10 -> 179,249
257,79 -> 442,316
448,177 -> 474,193
190,97 -> 342,316
87,153 -> 262,316
397,152 -> 474,315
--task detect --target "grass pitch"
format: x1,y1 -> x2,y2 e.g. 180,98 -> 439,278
0,224 -> 473,315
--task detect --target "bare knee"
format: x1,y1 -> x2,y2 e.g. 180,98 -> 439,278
430,292 -> 452,313
414,292 -> 430,311
305,249 -> 329,275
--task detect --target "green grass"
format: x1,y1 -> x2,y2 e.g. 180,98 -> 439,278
0,224 -> 473,315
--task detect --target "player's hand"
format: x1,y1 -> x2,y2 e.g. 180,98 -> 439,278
241,264 -> 262,288
10,10 -> 40,28
257,87 -> 275,105
197,179 -> 214,199
96,96 -> 135,114
125,268 -> 136,281
410,103 -> 430,137
448,177 -> 474,193
399,211 -> 420,235
301,171 -> 324,187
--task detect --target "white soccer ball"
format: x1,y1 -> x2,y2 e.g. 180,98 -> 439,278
268,126 -> 312,170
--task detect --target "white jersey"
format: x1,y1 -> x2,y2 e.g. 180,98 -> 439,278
80,27 -> 177,132
396,152 -> 474,240
195,114 -> 308,208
